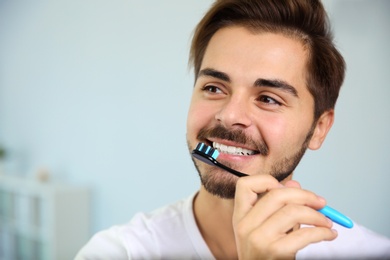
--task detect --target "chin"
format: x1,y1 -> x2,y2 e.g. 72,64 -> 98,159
200,168 -> 239,199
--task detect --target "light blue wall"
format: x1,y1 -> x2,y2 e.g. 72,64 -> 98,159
296,0 -> 390,238
0,0 -> 389,243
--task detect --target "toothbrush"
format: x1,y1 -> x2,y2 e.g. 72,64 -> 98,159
192,142 -> 354,229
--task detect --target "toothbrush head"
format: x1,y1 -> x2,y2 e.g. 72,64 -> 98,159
191,142 -> 219,166
191,142 -> 248,177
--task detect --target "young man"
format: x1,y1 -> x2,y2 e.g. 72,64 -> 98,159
76,0 -> 390,259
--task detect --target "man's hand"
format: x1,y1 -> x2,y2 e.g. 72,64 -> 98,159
232,175 -> 337,259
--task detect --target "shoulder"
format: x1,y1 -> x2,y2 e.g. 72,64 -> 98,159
74,193 -> 203,259
74,225 -> 130,260
298,222 -> 390,259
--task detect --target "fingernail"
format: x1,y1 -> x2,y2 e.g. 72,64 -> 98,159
317,195 -> 326,204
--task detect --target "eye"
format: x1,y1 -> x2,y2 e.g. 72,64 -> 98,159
202,85 -> 224,94
257,95 -> 281,105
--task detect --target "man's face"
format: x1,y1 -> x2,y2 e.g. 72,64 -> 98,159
187,26 -> 319,199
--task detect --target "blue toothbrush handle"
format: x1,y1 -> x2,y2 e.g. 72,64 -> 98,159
318,205 -> 354,228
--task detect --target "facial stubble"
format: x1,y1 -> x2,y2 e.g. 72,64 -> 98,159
189,124 -> 315,199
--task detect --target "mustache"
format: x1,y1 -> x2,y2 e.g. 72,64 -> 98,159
197,125 -> 269,155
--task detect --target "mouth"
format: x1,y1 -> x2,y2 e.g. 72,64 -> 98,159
212,141 -> 259,156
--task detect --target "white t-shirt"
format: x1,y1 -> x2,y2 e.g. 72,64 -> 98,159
75,193 -> 390,259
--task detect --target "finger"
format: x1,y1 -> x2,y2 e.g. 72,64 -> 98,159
284,180 -> 301,188
268,227 -> 338,257
241,187 -> 326,232
246,205 -> 336,258
282,180 -> 301,234
233,175 -> 282,223
259,204 -> 333,239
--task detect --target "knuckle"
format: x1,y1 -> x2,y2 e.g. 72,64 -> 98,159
247,232 -> 266,251
282,204 -> 301,216
235,177 -> 247,189
268,242 -> 294,258
264,188 -> 283,201
234,221 -> 249,239
268,242 -> 281,255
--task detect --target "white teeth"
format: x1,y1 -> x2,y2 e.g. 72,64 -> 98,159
228,146 -> 236,154
213,142 -> 256,156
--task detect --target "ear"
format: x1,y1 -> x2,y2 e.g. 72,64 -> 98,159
308,110 -> 334,150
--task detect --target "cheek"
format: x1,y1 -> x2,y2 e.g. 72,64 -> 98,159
261,116 -> 287,145
186,98 -> 214,140
260,115 -> 308,150
186,107 -> 198,140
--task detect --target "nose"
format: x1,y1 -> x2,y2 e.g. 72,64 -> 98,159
215,95 -> 252,128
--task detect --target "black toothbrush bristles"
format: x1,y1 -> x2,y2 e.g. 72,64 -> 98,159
191,142 -> 248,178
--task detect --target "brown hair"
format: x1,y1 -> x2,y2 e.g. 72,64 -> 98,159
189,0 -> 345,119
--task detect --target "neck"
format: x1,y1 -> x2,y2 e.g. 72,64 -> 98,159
193,187 -> 238,260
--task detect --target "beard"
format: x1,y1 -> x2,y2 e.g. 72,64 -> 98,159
188,124 -> 315,199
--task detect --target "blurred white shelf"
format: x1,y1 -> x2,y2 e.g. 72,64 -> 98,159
0,175 -> 90,260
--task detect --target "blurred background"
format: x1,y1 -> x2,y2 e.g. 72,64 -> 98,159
0,0 -> 389,258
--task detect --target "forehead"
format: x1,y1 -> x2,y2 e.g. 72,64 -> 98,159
200,26 -> 310,96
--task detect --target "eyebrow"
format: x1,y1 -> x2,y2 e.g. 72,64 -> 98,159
198,68 -> 231,82
254,78 -> 298,97
198,67 -> 298,97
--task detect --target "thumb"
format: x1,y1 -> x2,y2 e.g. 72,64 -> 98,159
284,180 -> 301,189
